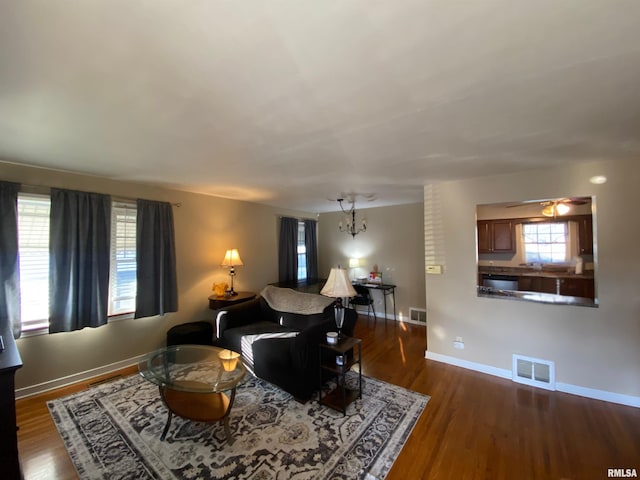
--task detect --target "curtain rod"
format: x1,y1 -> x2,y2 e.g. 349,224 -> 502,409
16,182 -> 182,207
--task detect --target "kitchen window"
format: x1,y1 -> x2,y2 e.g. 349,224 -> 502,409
522,222 -> 568,264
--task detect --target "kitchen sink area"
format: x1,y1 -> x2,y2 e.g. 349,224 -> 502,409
478,266 -> 597,307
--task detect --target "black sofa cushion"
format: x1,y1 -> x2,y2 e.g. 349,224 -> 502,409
215,287 -> 357,400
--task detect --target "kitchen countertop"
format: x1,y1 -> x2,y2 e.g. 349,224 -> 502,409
477,287 -> 597,307
478,266 -> 594,279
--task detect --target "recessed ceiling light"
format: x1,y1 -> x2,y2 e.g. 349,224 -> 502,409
589,175 -> 607,184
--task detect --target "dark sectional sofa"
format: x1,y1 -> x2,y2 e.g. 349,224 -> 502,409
215,287 -> 357,401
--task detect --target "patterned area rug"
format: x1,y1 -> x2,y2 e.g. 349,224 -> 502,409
48,372 -> 429,480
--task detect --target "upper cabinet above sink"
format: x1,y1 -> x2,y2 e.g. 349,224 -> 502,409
477,219 -> 515,253
577,215 -> 593,255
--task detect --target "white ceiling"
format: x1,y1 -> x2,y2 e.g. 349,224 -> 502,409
1,1 -> 639,212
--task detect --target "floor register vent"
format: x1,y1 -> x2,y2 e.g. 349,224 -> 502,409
409,308 -> 427,324
512,354 -> 556,391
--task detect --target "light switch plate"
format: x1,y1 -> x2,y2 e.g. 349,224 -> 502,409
426,265 -> 442,274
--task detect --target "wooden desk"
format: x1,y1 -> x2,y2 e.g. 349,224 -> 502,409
0,329 -> 23,479
208,291 -> 256,310
356,283 -> 397,321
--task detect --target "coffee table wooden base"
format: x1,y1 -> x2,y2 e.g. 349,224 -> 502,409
160,386 -> 237,443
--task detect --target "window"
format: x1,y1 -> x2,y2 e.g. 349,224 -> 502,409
523,222 -> 568,263
17,193 -> 51,332
109,201 -> 137,316
16,194 -> 138,333
297,221 -> 307,280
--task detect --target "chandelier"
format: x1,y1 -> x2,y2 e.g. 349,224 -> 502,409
337,198 -> 366,238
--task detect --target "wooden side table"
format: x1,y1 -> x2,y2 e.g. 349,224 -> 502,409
208,291 -> 256,310
318,336 -> 362,415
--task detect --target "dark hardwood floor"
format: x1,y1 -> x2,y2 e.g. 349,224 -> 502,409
16,316 -> 640,479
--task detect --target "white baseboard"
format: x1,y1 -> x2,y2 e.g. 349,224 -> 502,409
352,307 -> 396,322
16,354 -> 145,400
353,307 -> 428,325
425,351 -> 640,409
556,382 -> 640,408
425,351 -> 512,380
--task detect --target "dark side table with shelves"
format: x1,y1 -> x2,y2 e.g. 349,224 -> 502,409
318,336 -> 362,415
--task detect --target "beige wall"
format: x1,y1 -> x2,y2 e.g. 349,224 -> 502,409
1,161 -> 314,391
318,203 -> 426,323
424,159 -> 640,398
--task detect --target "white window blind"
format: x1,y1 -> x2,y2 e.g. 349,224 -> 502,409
17,193 -> 51,332
109,201 -> 137,316
297,221 -> 307,280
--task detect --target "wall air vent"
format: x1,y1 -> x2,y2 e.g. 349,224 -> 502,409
512,354 -> 556,391
409,308 -> 427,324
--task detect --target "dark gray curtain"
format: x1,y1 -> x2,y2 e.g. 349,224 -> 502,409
304,219 -> 318,280
49,189 -> 111,333
0,181 -> 21,339
135,199 -> 177,318
278,216 -> 298,283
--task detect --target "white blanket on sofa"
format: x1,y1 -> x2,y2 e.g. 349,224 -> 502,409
260,285 -> 333,315
240,331 -> 299,374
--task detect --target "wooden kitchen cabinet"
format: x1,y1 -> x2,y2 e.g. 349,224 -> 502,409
477,220 -> 515,254
576,215 -> 594,255
518,276 -> 557,294
560,277 -> 595,299
518,275 -> 595,299
518,276 -> 533,291
536,277 -> 558,294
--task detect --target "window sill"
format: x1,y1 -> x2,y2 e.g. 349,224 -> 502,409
19,312 -> 136,337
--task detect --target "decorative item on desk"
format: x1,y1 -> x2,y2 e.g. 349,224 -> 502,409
368,263 -> 382,283
369,271 -> 382,283
218,349 -> 240,371
321,266 -> 356,337
220,248 -> 243,296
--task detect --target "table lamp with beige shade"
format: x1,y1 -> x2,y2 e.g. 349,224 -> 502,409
321,266 -> 356,338
220,248 -> 243,296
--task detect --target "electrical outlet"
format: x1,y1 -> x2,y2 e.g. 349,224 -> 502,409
453,337 -> 465,349
455,336 -> 463,342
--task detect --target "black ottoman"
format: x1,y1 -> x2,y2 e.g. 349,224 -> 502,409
166,321 -> 214,346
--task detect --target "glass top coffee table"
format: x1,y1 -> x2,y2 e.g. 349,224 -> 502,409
138,344 -> 246,443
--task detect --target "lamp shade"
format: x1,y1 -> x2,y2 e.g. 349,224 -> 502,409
321,267 -> 356,298
348,258 -> 360,268
221,249 -> 244,267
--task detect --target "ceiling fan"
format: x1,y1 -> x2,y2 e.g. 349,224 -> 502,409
505,197 -> 590,217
